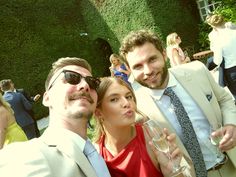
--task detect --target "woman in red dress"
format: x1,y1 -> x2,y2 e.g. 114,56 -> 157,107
93,77 -> 185,177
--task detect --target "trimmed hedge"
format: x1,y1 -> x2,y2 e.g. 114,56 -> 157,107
0,0 -> 201,119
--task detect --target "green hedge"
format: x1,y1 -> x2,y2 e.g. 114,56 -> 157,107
197,0 -> 236,51
1,0 -> 201,119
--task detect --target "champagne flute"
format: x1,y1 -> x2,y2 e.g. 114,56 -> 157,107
143,120 -> 186,177
209,123 -> 225,160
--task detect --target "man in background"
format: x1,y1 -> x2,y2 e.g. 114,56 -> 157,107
1,79 -> 37,139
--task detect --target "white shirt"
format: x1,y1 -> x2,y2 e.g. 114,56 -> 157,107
209,25 -> 236,69
143,73 -> 224,169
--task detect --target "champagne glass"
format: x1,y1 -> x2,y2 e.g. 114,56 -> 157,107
209,123 -> 225,160
143,120 -> 186,177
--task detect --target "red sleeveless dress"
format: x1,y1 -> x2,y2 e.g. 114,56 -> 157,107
98,124 -> 164,177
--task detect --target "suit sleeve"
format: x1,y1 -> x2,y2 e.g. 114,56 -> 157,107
0,142 -> 51,177
20,93 -> 33,111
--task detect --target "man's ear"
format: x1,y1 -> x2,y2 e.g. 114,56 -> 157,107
42,91 -> 50,107
162,49 -> 168,61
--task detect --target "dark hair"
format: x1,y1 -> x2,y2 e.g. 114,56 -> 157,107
120,29 -> 164,63
0,79 -> 12,91
45,57 -> 92,90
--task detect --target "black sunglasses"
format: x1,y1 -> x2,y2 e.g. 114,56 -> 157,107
48,70 -> 101,90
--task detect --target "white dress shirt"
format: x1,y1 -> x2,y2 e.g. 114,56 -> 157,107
209,26 -> 236,69
143,73 -> 225,169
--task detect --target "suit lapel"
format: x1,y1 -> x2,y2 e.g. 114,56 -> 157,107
56,140 -> 97,177
135,88 -> 190,157
42,129 -> 97,177
169,69 -> 217,126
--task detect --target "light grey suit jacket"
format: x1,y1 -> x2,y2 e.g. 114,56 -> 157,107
0,128 -> 97,177
133,61 -> 236,176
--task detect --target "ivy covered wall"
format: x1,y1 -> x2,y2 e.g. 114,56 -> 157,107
81,0 -> 200,53
0,0 -> 201,119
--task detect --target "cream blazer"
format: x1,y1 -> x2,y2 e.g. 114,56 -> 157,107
133,61 -> 236,177
0,128 -> 97,177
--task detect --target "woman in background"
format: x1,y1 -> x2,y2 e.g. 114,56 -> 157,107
93,77 -> 186,177
0,93 -> 28,149
166,32 -> 190,67
109,54 -> 131,86
206,14 -> 236,101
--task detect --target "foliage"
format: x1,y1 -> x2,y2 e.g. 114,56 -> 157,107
1,0 -> 201,119
0,0 -> 94,119
197,0 -> 236,51
81,0 -> 200,52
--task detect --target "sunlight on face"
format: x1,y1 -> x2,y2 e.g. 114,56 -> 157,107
99,82 -> 136,128
111,58 -> 119,65
44,65 -> 98,120
126,42 -> 168,89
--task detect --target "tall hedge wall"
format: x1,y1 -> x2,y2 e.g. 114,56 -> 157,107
0,0 -> 201,119
0,0 -> 95,118
81,0 -> 200,53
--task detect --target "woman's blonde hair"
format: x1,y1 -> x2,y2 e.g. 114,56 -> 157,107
0,93 -> 14,115
93,77 -> 137,143
109,53 -> 122,63
206,14 -> 225,27
166,32 -> 178,46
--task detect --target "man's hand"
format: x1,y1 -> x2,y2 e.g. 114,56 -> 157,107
216,124 -> 236,151
33,94 -> 41,102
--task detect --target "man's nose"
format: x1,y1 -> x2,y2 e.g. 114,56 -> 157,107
143,64 -> 152,75
76,78 -> 90,92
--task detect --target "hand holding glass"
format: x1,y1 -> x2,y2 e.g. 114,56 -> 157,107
143,120 -> 186,177
209,123 -> 225,159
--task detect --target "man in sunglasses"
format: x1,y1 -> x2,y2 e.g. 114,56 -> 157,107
0,57 -> 110,177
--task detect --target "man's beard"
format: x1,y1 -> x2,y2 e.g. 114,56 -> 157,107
68,91 -> 95,120
75,111 -> 93,120
137,63 -> 168,89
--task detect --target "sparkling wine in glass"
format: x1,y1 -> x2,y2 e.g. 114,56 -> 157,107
152,134 -> 169,153
209,123 -> 225,159
143,120 -> 186,177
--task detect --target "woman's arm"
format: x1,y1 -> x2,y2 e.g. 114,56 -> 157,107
172,48 -> 184,65
109,65 -> 115,77
0,107 -> 8,149
119,63 -> 131,76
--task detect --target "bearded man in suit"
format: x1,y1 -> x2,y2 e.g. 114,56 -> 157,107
120,30 -> 236,177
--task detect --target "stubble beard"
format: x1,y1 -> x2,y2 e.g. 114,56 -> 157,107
73,111 -> 93,121
137,63 -> 168,89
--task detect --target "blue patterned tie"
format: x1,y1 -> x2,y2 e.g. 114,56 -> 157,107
164,87 -> 207,177
83,140 -> 111,177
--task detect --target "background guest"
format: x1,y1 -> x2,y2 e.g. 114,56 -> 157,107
0,93 -> 27,149
9,80 -> 41,137
206,14 -> 236,101
109,53 -> 131,86
1,79 -> 37,139
166,32 -> 190,67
